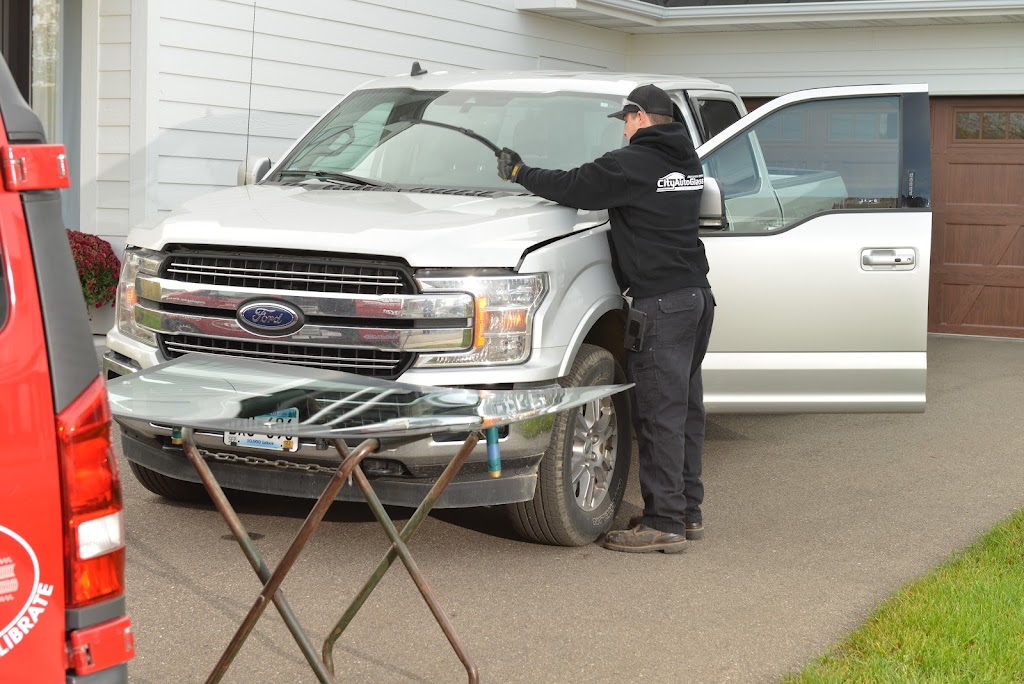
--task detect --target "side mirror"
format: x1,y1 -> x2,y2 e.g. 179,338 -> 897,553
237,156 -> 271,186
699,177 -> 728,231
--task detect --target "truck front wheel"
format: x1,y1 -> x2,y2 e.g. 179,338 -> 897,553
505,343 -> 631,546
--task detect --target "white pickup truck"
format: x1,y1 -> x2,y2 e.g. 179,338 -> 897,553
105,69 -> 932,546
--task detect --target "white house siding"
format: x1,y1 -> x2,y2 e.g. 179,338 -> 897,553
79,0 -> 132,252
133,0 -> 628,230
626,22 -> 1024,98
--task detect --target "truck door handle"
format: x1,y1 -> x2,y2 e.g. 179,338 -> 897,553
861,248 -> 916,270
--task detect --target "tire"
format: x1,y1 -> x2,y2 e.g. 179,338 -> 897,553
505,343 -> 632,546
128,460 -> 208,501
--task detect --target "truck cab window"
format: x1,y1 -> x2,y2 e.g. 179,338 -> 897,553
702,96 -> 902,234
697,98 -> 742,139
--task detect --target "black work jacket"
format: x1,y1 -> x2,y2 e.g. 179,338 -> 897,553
515,123 -> 709,298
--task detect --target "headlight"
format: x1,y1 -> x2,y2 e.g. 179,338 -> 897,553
116,247 -> 162,347
415,273 -> 547,367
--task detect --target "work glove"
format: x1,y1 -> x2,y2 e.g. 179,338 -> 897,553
497,147 -> 525,182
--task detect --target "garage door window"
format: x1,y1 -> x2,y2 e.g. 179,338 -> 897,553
955,111 -> 1024,140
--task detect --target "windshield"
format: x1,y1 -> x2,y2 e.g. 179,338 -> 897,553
106,354 -> 630,440
270,88 -> 627,192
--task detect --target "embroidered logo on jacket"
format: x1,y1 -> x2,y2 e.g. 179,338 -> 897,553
656,172 -> 704,192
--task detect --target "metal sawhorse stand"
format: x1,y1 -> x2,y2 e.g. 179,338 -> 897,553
179,428 -> 482,683
105,354 -> 626,683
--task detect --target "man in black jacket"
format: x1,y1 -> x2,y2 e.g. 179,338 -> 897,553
498,84 -> 715,554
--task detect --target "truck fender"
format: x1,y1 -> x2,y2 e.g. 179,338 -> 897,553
557,294 -> 626,377
518,226 -> 625,378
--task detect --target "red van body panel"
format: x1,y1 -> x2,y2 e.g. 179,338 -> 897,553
0,54 -> 132,683
0,113 -> 67,684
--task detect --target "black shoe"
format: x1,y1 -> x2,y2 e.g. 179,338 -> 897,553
602,525 -> 687,554
628,515 -> 703,540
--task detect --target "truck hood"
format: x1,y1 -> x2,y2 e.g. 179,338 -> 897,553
127,184 -> 606,268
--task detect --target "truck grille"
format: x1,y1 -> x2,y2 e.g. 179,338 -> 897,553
162,252 -> 412,296
161,336 -> 413,378
150,250 -> 429,379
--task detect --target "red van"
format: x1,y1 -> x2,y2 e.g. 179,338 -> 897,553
0,58 -> 133,681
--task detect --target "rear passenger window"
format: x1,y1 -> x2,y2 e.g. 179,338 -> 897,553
697,99 -> 742,139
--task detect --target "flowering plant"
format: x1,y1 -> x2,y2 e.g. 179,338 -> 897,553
66,229 -> 121,309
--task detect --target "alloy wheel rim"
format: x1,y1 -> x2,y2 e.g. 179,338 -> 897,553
569,396 -> 617,512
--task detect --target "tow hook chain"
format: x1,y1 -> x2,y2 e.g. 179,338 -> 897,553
198,448 -> 341,474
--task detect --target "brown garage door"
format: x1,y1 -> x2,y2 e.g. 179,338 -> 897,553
930,98 -> 1024,337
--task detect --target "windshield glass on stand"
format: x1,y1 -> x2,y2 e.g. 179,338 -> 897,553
106,354 -> 630,440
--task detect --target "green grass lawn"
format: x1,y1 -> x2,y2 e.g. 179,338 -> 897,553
784,509 -> 1024,684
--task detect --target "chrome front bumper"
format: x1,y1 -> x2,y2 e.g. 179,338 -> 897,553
114,411 -> 553,475
120,429 -> 540,508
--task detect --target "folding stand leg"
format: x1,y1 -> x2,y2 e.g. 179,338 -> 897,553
322,433 -> 481,683
180,429 -> 335,682
180,427 -> 379,684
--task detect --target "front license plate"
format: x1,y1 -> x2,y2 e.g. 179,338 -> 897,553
224,408 -> 299,452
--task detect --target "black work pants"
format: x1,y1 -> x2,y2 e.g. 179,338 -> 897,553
626,286 -> 715,536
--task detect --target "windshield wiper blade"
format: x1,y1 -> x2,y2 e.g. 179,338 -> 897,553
395,118 -> 502,155
275,170 -> 384,187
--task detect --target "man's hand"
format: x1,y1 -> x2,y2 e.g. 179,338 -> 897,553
497,147 -> 524,182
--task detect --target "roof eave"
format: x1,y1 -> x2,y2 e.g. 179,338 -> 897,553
515,0 -> 1024,30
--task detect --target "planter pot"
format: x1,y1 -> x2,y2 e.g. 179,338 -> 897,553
88,304 -> 116,336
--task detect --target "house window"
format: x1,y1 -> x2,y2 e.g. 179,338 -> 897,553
956,111 -> 1024,141
31,0 -> 61,142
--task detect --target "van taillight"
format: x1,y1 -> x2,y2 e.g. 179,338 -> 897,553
56,376 -> 125,608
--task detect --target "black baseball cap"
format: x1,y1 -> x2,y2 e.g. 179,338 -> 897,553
607,84 -> 676,120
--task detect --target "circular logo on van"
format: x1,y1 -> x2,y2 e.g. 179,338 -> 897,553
236,300 -> 304,336
0,525 -> 41,650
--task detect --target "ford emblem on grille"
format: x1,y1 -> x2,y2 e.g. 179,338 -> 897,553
237,300 -> 304,336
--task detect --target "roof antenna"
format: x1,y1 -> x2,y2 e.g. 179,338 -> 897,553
244,2 -> 256,164
410,61 -> 428,77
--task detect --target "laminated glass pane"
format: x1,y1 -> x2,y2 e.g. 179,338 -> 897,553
106,355 -> 630,439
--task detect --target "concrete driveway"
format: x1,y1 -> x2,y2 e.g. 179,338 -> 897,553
117,334 -> 1024,683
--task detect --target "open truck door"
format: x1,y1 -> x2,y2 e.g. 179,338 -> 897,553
697,84 -> 931,413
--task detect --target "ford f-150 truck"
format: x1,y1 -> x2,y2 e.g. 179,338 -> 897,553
104,69 -> 932,547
